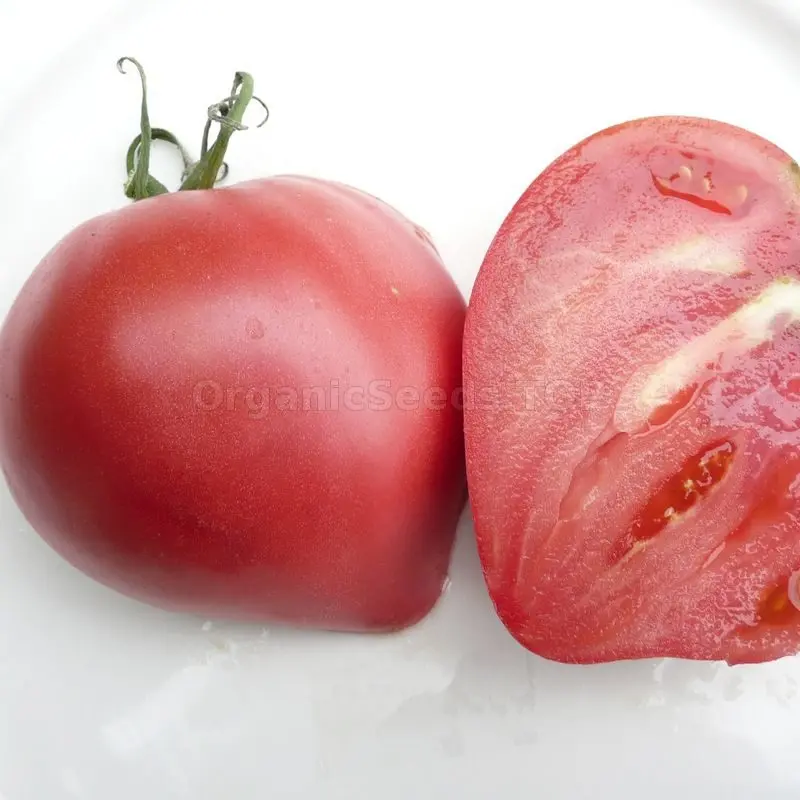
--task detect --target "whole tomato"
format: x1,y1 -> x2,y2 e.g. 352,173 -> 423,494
0,60 -> 466,631
465,115 -> 800,665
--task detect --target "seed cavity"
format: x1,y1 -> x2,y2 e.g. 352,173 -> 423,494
652,170 -> 732,215
607,440 -> 736,566
646,382 -> 699,429
651,147 -> 757,217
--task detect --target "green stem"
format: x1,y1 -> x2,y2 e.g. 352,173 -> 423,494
126,128 -> 230,189
180,72 -> 260,191
124,128 -> 188,197
127,128 -> 192,179
117,57 -> 166,201
118,58 -> 268,198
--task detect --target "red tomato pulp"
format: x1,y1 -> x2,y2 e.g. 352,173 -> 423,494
0,175 -> 467,631
464,116 -> 800,664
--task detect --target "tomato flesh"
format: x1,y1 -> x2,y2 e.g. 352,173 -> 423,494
464,116 -> 800,664
0,177 -> 467,631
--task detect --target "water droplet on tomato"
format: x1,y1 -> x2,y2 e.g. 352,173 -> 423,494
245,317 -> 265,340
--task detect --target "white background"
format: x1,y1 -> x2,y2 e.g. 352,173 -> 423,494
1,0 -> 800,797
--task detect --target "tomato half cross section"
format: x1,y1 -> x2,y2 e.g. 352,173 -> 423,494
464,116 -> 800,665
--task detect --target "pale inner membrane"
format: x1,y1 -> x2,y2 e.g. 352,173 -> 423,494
618,279 -> 800,429
646,236 -> 745,276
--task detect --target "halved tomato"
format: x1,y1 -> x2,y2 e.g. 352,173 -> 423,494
464,116 -> 800,665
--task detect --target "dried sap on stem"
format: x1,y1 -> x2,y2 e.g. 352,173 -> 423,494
464,115 -> 800,665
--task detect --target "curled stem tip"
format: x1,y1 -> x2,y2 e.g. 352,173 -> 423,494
116,56 -> 141,75
119,58 -> 267,197
207,93 -> 270,131
180,71 -> 267,191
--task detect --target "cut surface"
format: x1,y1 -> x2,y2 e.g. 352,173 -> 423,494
464,116 -> 800,665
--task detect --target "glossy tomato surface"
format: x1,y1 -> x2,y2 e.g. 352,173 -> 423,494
0,176 -> 466,631
464,116 -> 800,665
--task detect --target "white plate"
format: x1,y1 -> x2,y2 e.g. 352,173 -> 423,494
2,0 -> 800,797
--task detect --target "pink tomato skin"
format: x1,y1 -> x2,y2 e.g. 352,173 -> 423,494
465,116 -> 800,665
0,176 -> 467,631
